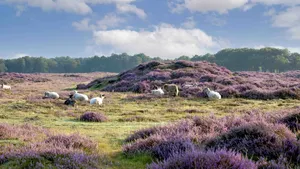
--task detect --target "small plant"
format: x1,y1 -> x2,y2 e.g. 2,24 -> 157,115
79,112 -> 108,122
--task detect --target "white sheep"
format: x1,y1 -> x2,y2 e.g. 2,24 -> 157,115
90,94 -> 105,105
203,88 -> 221,100
151,87 -> 164,96
1,84 -> 11,90
43,91 -> 59,99
72,90 -> 89,101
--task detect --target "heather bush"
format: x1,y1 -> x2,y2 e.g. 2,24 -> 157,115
279,112 -> 300,132
205,122 -> 296,161
0,144 -> 99,169
44,134 -> 97,151
79,112 -> 108,122
0,123 -> 48,142
147,149 -> 257,169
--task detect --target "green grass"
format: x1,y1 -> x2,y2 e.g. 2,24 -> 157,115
1,86 -> 299,168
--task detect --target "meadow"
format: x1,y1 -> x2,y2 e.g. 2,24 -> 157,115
0,62 -> 300,169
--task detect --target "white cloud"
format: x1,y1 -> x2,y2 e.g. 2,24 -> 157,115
250,0 -> 300,6
181,17 -> 196,29
96,13 -> 126,30
271,6 -> 300,40
72,18 -> 94,31
4,0 -> 145,18
205,15 -> 226,26
169,0 -> 249,14
263,8 -> 276,16
72,14 -> 125,31
92,24 -> 226,59
242,3 -> 255,11
15,5 -> 26,16
169,0 -> 300,14
4,0 -> 92,14
116,3 -> 146,19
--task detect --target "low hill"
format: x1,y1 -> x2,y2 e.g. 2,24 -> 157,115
78,61 -> 300,100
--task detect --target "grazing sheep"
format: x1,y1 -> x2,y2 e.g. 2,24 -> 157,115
1,84 -> 11,90
151,87 -> 164,96
64,94 -> 76,107
90,94 -> 105,105
203,87 -> 221,100
163,84 -> 179,97
72,90 -> 89,101
43,91 -> 59,99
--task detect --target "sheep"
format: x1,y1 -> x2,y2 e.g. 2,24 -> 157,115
163,84 -> 179,97
64,94 -> 76,107
90,94 -> 105,105
1,84 -> 11,90
71,90 -> 89,102
151,87 -> 164,96
203,87 -> 221,100
43,91 -> 59,99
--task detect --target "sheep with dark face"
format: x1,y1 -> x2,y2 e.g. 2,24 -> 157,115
163,84 -> 179,97
64,94 -> 76,107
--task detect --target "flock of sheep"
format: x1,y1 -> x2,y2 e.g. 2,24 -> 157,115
150,84 -> 221,99
1,83 -> 221,107
43,91 -> 105,107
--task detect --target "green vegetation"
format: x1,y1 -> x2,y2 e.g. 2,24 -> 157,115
1,47 -> 300,73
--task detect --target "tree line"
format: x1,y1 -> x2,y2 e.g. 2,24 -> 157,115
1,47 -> 300,73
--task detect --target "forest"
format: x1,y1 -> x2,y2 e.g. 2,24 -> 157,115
1,47 -> 300,73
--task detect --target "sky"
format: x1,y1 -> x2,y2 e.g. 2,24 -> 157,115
0,0 -> 299,59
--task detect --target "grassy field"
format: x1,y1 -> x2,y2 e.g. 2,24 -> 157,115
0,73 -> 299,168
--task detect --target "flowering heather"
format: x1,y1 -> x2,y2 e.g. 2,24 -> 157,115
205,122 -> 296,161
45,134 -> 97,151
0,72 -> 51,84
79,112 -> 108,122
0,143 -> 99,169
82,60 -> 300,99
147,149 -> 257,169
0,123 -> 48,142
279,112 -> 300,132
0,124 -> 101,168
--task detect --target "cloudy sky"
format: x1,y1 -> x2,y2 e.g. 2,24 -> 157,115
0,0 -> 299,59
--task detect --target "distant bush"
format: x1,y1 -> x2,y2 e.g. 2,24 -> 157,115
147,149 -> 257,169
79,112 -> 108,122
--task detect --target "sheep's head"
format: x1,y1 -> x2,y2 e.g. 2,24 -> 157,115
203,88 -> 211,94
100,94 -> 105,99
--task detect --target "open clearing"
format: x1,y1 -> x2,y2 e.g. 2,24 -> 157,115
0,72 -> 299,168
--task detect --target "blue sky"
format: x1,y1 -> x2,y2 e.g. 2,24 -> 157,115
0,0 -> 299,59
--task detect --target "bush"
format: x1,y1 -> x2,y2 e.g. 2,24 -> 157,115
45,134 -> 97,151
279,113 -> 300,132
147,149 -> 257,169
205,122 -> 296,161
79,112 -> 108,122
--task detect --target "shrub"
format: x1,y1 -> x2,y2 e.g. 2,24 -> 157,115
79,112 -> 108,122
279,113 -> 300,132
147,149 -> 257,169
44,134 -> 97,151
205,122 -> 296,161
